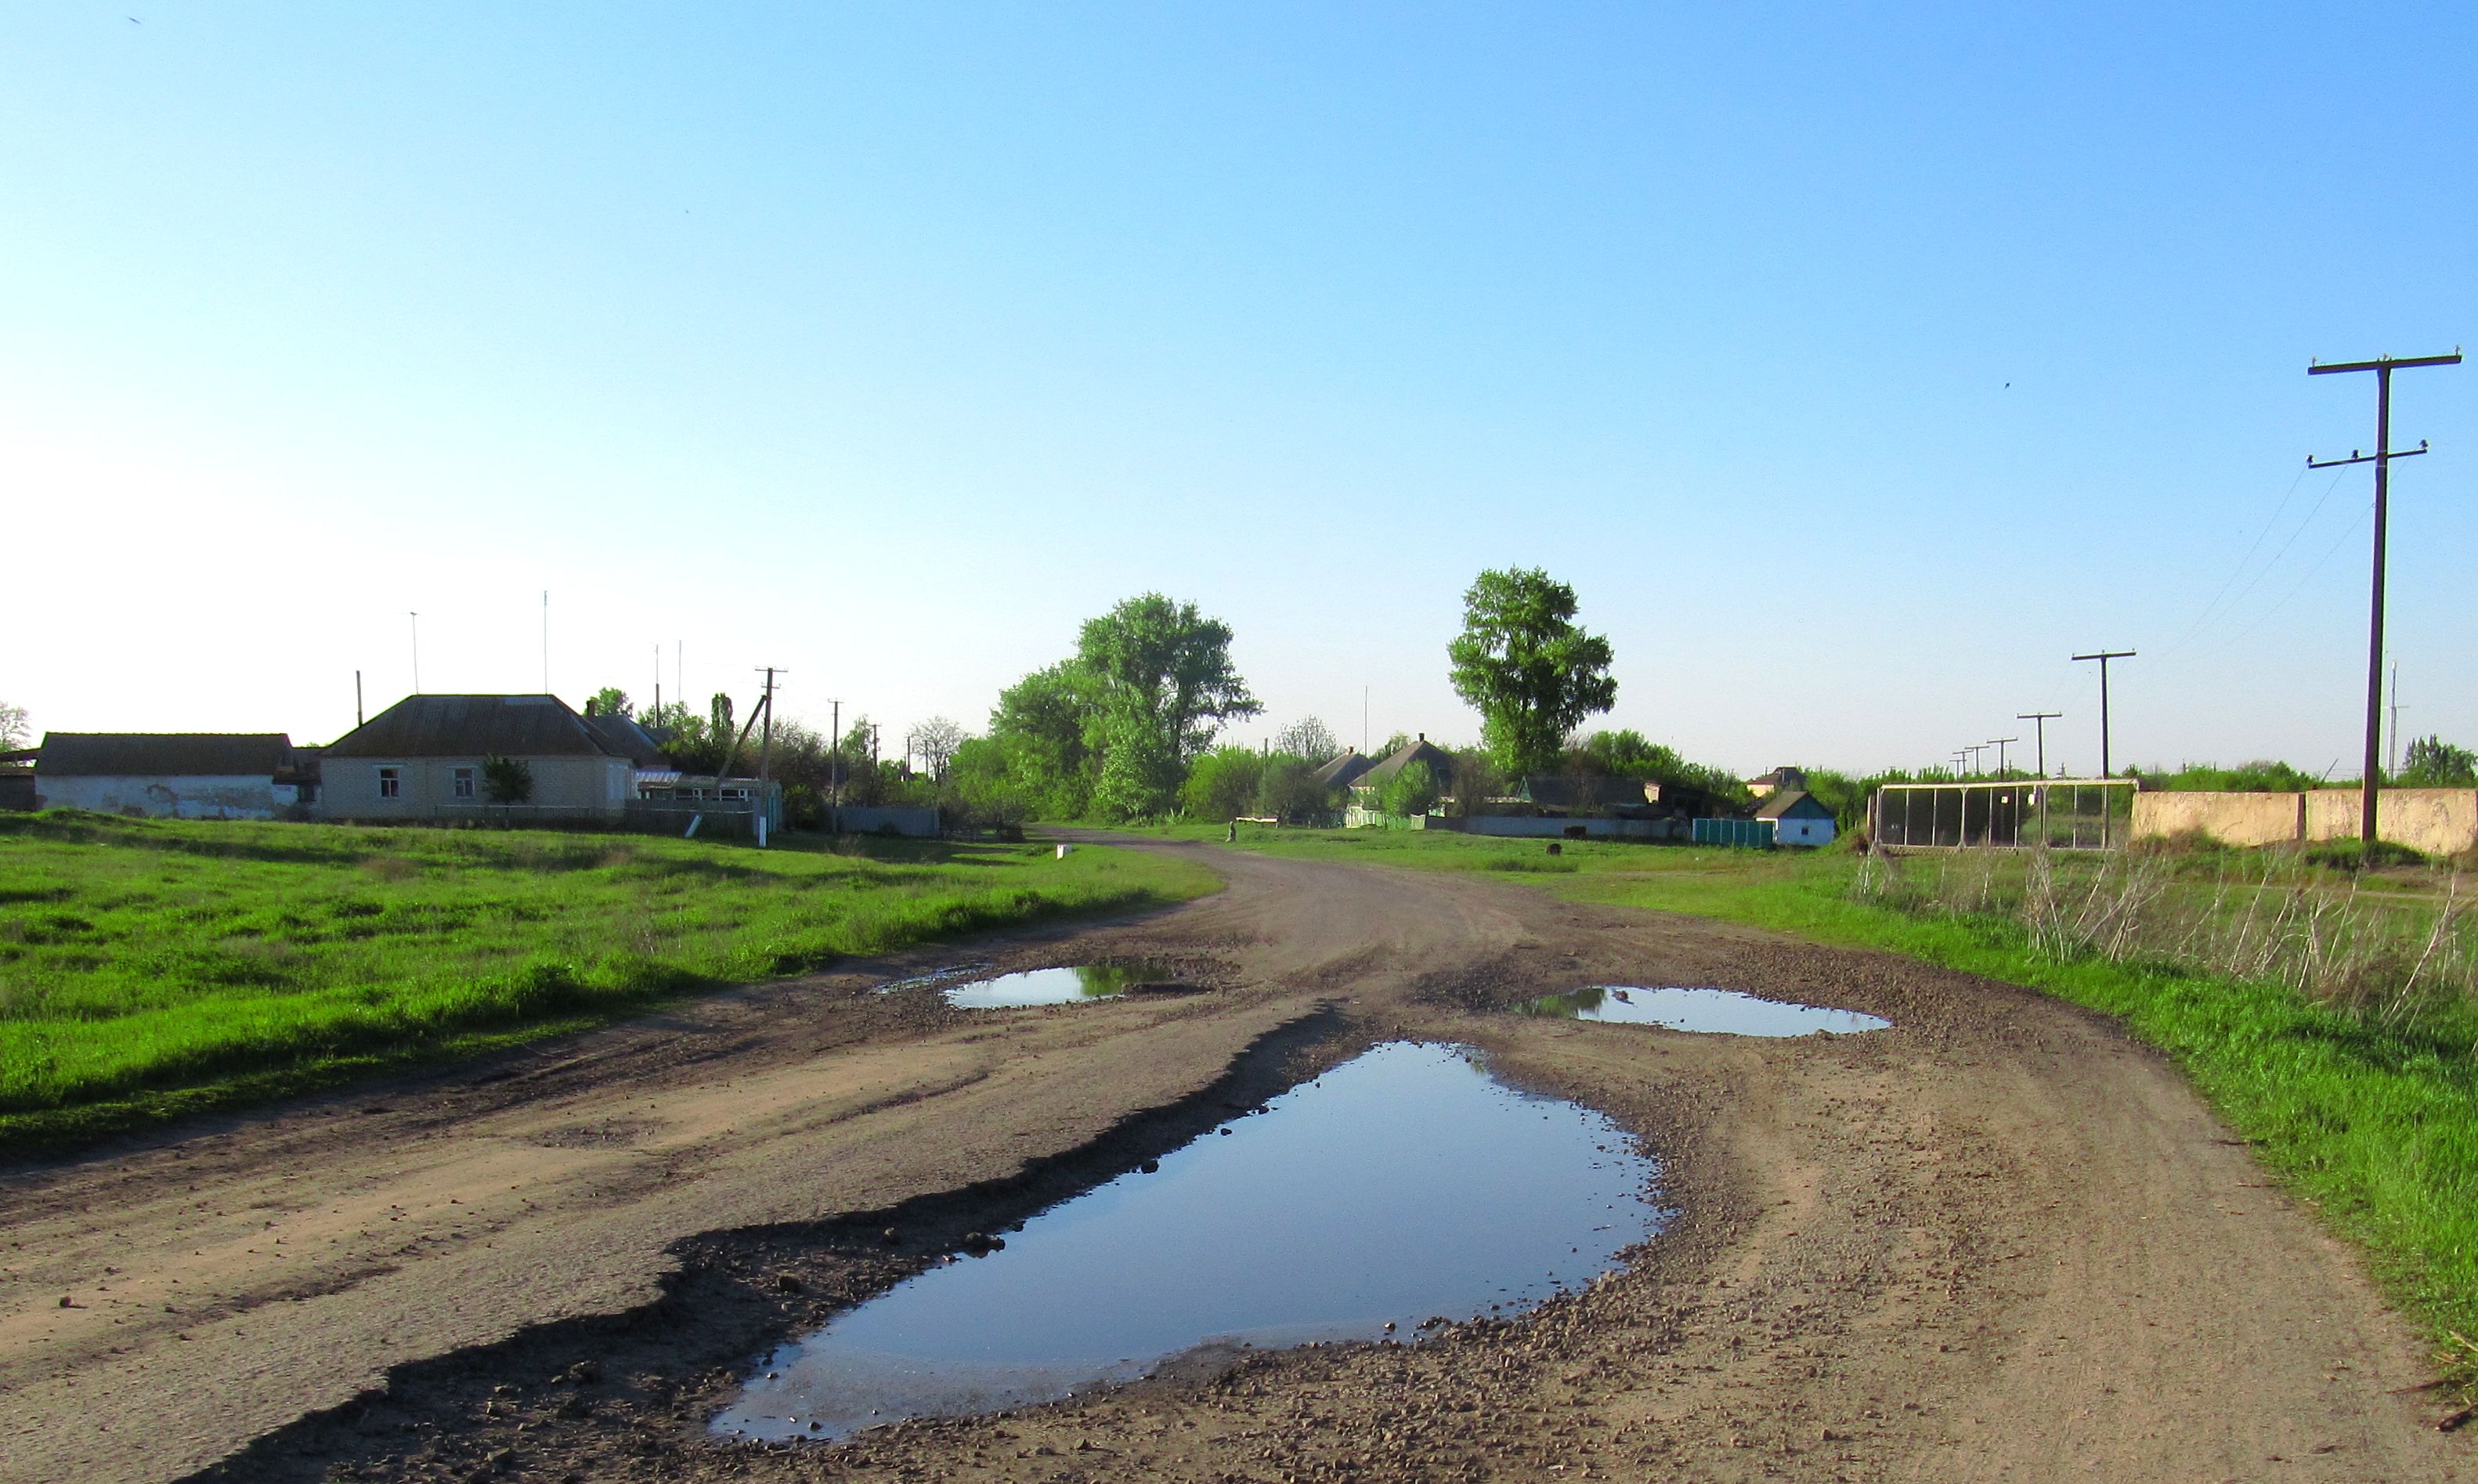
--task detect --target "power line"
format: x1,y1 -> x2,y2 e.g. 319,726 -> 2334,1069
2306,348 -> 2461,848
2159,461 -> 2310,655
2017,713 -> 2061,779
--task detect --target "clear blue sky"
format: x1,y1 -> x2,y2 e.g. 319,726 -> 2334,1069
5,3 -> 2472,776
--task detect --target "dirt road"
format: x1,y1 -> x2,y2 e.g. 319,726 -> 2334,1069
2,841 -> 2463,1482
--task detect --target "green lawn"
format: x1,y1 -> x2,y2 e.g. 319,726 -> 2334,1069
0,814 -> 1216,1150
1132,821 -> 2478,1389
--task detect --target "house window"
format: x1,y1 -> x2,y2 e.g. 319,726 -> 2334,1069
377,767 -> 401,800
453,767 -> 475,799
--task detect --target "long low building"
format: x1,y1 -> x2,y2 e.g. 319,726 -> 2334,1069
33,733 -> 304,819
317,694 -> 636,823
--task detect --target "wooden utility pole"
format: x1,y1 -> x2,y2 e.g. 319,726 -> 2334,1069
2017,712 -> 2061,778
356,670 -> 364,728
408,612 -> 421,694
828,697 -> 842,833
754,667 -> 783,785
2070,651 -> 2135,779
2307,349 -> 2460,848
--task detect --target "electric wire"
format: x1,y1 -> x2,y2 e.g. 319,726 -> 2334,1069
2157,462 -> 2307,655
2156,465 -> 2350,659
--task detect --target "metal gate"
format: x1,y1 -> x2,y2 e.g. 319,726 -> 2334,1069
1869,780 -> 2134,850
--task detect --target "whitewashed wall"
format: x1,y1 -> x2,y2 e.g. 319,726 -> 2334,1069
34,774 -> 280,819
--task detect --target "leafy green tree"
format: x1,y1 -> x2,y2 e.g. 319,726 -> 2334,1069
1078,592 -> 1261,765
1256,753 -> 1335,824
481,755 -> 534,804
1447,569 -> 1617,777
2401,735 -> 2478,788
587,686 -> 632,718
1180,746 -> 1265,820
988,594 -> 1259,821
1380,760 -> 1442,818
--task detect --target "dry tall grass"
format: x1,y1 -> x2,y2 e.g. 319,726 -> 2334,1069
1851,845 -> 2478,1023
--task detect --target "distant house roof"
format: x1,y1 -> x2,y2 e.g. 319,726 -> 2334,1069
1754,788 -> 1834,821
1747,765 -> 1807,789
1311,751 -> 1374,789
34,732 -> 295,778
582,713 -> 674,769
1360,736 -> 1458,788
323,695 -> 626,760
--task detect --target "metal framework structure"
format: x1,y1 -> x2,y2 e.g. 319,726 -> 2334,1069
1869,779 -> 2137,851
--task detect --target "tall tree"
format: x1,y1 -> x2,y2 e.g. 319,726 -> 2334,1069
1077,594 -> 1261,765
912,717 -> 966,782
1273,716 -> 1341,760
0,701 -> 27,752
587,686 -> 633,718
1447,568 -> 1617,777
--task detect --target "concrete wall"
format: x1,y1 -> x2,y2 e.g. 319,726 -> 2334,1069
318,756 -> 632,821
34,774 -> 280,820
2132,791 -> 2306,848
833,805 -> 941,838
1442,814 -> 1685,840
2305,789 -> 2478,857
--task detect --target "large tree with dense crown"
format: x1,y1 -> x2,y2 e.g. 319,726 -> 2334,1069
1447,568 -> 1617,778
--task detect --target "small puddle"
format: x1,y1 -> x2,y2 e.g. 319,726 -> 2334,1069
938,964 -> 1174,1009
712,1042 -> 1661,1441
1522,985 -> 1888,1036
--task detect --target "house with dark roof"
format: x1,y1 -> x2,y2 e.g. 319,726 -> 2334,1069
33,733 -> 302,819
1754,787 -> 1837,847
317,695 -> 635,822
1310,750 -> 1374,792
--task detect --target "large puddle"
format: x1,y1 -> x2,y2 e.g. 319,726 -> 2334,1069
712,1042 -> 1662,1441
875,963 -> 1179,1009
1522,984 -> 1888,1037
940,964 -> 1173,1009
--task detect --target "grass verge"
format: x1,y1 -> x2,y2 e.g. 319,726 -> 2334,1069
0,814 -> 1216,1153
1131,821 -> 2478,1390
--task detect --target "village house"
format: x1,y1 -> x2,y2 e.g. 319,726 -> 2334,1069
317,695 -> 635,823
1745,765 -> 1807,799
31,733 -> 305,819
1754,787 -> 1837,846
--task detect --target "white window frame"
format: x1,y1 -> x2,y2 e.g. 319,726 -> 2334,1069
377,767 -> 401,800
453,766 -> 475,799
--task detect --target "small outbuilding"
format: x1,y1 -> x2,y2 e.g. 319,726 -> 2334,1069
32,733 -> 301,819
1754,788 -> 1837,847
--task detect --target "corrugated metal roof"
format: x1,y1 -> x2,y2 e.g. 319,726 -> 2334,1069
323,695 -> 623,760
35,732 -> 295,778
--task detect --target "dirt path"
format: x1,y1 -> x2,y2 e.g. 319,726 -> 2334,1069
2,840 -> 2463,1482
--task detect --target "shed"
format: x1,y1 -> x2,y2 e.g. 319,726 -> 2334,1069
33,733 -> 299,819
1754,788 -> 1837,847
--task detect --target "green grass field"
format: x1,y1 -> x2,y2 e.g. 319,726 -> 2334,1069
0,814 -> 1216,1150
1136,821 -> 2478,1388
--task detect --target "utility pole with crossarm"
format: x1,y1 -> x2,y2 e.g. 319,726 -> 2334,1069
2307,349 -> 2461,850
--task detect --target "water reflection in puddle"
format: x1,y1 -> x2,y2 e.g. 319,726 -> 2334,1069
1522,985 -> 1888,1036
940,964 -> 1172,1009
712,1042 -> 1661,1441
